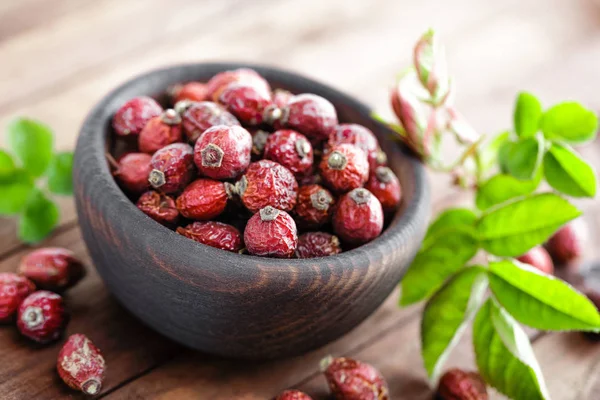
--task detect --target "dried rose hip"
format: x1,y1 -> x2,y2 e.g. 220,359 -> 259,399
176,178 -> 234,220
272,89 -> 294,108
148,143 -> 195,194
274,390 -> 313,400
294,184 -> 334,228
112,152 -> 152,195
583,291 -> 600,341
320,144 -> 369,193
181,101 -> 240,143
177,221 -> 243,252
18,248 -> 86,292
219,83 -> 273,125
0,273 -> 35,323
276,94 -> 338,141
194,125 -> 252,180
437,368 -> 488,400
206,68 -> 271,102
244,206 -> 298,258
237,160 -> 298,213
138,109 -> 183,154
321,356 -> 389,400
517,246 -> 554,275
328,123 -> 380,167
546,221 -> 586,265
17,291 -> 68,344
169,81 -> 208,103
112,96 -> 163,136
57,334 -> 106,396
250,129 -> 271,159
296,232 -> 341,258
136,190 -> 179,226
365,166 -> 401,212
263,129 -> 313,176
333,188 -> 383,245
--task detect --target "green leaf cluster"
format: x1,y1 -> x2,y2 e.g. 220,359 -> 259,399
1,118 -> 73,243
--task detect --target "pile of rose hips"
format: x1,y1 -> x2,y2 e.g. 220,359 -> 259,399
0,248 -> 105,396
110,68 -> 401,258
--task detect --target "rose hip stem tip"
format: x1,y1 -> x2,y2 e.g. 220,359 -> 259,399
263,105 -> 283,124
295,139 -> 311,158
161,109 -> 182,124
260,206 -> 280,221
174,100 -> 193,114
148,169 -> 166,188
350,188 -> 370,204
311,190 -> 332,210
82,379 -> 102,395
376,166 -> 394,183
105,153 -> 119,170
22,307 -> 44,328
328,151 -> 347,170
319,355 -> 334,372
201,143 -> 225,167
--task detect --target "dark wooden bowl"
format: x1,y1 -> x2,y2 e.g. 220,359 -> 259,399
74,63 -> 430,359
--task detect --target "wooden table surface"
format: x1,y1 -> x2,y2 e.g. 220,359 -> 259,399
2,0 -> 600,398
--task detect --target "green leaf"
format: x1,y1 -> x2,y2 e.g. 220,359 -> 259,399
498,135 -> 544,180
400,227 -> 479,306
0,150 -> 16,179
6,118 -> 54,177
540,102 -> 598,144
476,131 -> 510,176
18,189 -> 60,244
489,260 -> 600,331
477,192 -> 581,256
473,299 -> 549,400
421,267 -> 488,381
543,143 -> 597,198
475,173 -> 540,210
425,208 -> 477,242
47,152 -> 74,195
514,92 -> 543,138
0,169 -> 34,215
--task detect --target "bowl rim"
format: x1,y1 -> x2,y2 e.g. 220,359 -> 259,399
76,62 -> 430,274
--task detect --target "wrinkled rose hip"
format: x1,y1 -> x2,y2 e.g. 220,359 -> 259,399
365,166 -> 401,212
138,109 -> 183,154
169,81 -> 208,103
263,129 -> 313,176
136,190 -> 179,226
18,247 -> 86,292
296,232 -> 341,258
206,68 -> 271,102
148,143 -> 195,194
177,221 -> 243,252
57,334 -> 106,396
244,206 -> 298,258
437,368 -> 488,400
112,96 -> 163,136
112,152 -> 152,195
294,184 -> 334,228
320,144 -> 369,193
181,101 -> 240,143
194,125 -> 252,180
274,390 -> 313,400
219,83 -> 273,125
517,246 -> 554,275
321,356 -> 389,400
0,273 -> 35,323
17,291 -> 68,344
333,188 -> 383,244
546,221 -> 586,265
277,94 -> 338,141
237,160 -> 298,213
328,123 -> 380,168
176,178 -> 234,220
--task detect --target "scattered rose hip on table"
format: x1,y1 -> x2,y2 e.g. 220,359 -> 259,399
17,291 -> 68,344
0,273 -> 35,323
436,368 -> 488,400
181,101 -> 240,143
276,94 -> 338,141
274,390 -> 313,400
264,129 -> 313,176
111,152 -> 152,195
546,221 -> 586,266
176,178 -> 234,220
320,144 -> 369,193
138,109 -> 183,154
294,184 -> 334,228
177,221 -> 243,252
333,188 -> 384,245
321,356 -> 389,400
296,232 -> 341,258
517,246 -> 554,275
237,160 -> 299,213
136,191 -> 179,226
57,334 -> 106,396
365,166 -> 401,212
112,96 -> 163,136
149,143 -> 195,194
194,125 -> 252,179
169,81 -> 208,103
244,206 -> 298,258
18,248 -> 86,292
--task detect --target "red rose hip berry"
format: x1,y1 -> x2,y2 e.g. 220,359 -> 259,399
112,152 -> 152,195
148,143 -> 195,194
206,68 -> 270,102
437,368 -> 488,400
57,334 -> 106,396
320,144 -> 369,193
0,273 -> 35,323
517,246 -> 554,275
264,129 -> 313,176
277,94 -> 338,141
244,206 -> 298,258
136,191 -> 179,226
138,109 -> 183,154
333,188 -> 383,244
18,248 -> 86,292
296,232 -> 341,258
112,96 -> 162,136
328,123 -> 380,167
219,83 -> 274,126
546,221 -> 586,265
176,179 -> 234,220
169,81 -> 208,103
194,125 -> 252,180
177,221 -> 243,252
181,101 -> 240,143
274,390 -> 313,400
17,291 -> 68,343
321,356 -> 389,400
237,160 -> 298,213
294,184 -> 334,228
365,166 -> 401,212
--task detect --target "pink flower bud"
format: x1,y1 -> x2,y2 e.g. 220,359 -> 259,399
390,77 -> 430,158
414,29 -> 450,103
445,107 -> 479,144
